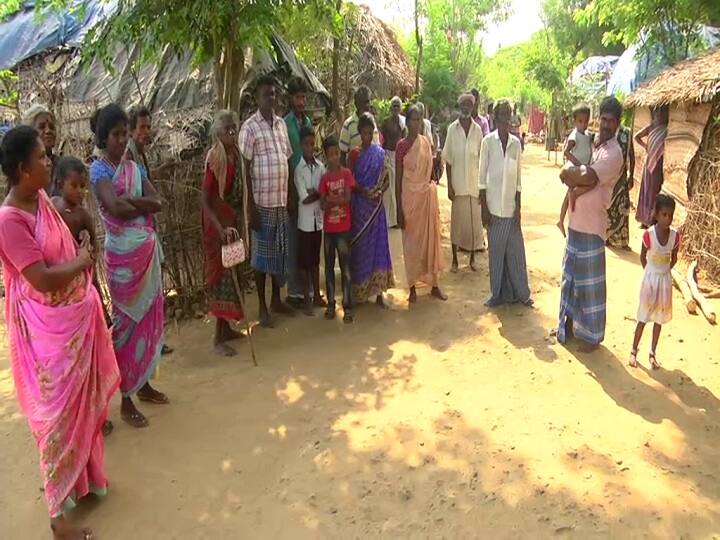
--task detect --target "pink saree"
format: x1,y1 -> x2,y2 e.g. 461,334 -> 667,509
90,158 -> 164,396
400,135 -> 444,287
0,191 -> 120,517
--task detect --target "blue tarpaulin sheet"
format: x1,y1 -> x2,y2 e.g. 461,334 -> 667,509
0,0 -> 117,70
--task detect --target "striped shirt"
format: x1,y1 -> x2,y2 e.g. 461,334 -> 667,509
339,112 -> 380,153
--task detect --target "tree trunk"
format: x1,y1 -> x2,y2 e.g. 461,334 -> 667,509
213,38 -> 245,115
414,0 -> 422,95
331,0 -> 343,132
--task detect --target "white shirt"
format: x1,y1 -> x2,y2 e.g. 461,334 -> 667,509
442,119 -> 483,197
567,128 -> 593,165
478,131 -> 522,218
294,156 -> 326,232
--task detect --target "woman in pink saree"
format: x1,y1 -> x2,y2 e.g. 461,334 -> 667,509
395,105 -> 447,304
89,104 -> 168,428
0,126 -> 120,539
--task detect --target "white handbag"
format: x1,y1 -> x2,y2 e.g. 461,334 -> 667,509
221,228 -> 246,268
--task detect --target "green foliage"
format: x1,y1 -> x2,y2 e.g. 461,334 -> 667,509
406,0 -> 509,112
0,69 -> 19,111
579,0 -> 720,65
479,41 -> 549,108
541,0 -> 622,65
0,0 -> 23,20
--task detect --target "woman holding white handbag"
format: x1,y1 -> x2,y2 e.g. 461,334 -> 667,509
201,110 -> 249,357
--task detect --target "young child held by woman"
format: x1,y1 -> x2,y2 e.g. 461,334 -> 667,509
630,194 -> 680,369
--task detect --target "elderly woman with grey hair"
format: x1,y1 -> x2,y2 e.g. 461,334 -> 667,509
22,104 -> 59,194
201,110 -> 248,357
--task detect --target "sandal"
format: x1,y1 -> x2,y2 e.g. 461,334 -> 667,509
629,348 -> 639,368
650,351 -> 661,370
121,410 -> 149,428
137,389 -> 170,405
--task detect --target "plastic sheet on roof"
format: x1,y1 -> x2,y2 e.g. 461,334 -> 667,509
606,26 -> 720,97
0,0 -> 118,70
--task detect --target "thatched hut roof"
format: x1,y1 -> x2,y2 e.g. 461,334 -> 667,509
625,47 -> 720,108
353,6 -> 416,97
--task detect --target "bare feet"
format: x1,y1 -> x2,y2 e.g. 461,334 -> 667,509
137,382 -> 169,404
557,221 -> 566,238
121,397 -> 148,428
450,260 -> 459,273
408,287 -> 417,304
271,300 -> 296,316
102,420 -> 114,437
376,294 -> 389,309
51,516 -> 93,540
431,287 -> 448,301
214,342 -> 237,357
469,258 -> 477,272
224,327 -> 243,341
259,308 -> 274,328
629,349 -> 639,368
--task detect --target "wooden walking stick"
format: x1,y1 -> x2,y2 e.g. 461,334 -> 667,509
231,268 -> 258,366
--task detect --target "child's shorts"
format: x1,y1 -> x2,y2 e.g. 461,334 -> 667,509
297,230 -> 322,270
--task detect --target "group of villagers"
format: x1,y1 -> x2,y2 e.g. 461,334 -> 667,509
0,67 -> 677,538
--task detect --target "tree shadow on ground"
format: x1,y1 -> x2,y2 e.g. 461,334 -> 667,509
567,343 -> 720,512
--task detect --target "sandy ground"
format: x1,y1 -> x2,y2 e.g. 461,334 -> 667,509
1,144 -> 719,539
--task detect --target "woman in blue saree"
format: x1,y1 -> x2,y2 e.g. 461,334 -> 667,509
348,113 -> 395,307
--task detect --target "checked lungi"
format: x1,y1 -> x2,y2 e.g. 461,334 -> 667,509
557,229 -> 606,345
486,216 -> 531,306
251,206 -> 289,281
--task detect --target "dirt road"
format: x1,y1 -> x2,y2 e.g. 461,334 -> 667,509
1,144 -> 719,539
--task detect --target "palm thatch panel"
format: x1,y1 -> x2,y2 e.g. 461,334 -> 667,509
625,47 -> 720,108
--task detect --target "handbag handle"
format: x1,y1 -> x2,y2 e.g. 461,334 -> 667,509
224,227 -> 240,244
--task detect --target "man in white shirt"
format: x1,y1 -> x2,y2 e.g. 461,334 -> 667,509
443,93 -> 485,272
479,99 -> 532,307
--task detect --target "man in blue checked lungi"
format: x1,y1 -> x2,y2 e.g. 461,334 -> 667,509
479,99 -> 533,308
240,75 -> 294,328
557,96 -> 624,352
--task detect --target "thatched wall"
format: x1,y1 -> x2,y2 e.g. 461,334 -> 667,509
682,95 -> 720,281
631,102 -> 712,214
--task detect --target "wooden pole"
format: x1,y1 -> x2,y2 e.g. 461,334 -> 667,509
687,261 -> 717,325
671,268 -> 697,314
231,269 -> 258,366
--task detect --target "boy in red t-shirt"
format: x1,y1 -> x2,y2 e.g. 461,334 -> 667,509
318,135 -> 356,323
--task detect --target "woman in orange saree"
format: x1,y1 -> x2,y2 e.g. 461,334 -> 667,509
0,126 -> 120,540
395,105 -> 447,304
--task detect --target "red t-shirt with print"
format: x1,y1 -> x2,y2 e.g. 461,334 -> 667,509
318,167 -> 356,233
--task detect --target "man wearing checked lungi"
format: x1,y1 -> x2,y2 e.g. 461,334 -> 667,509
557,96 -> 624,352
240,75 -> 295,328
479,99 -> 533,308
